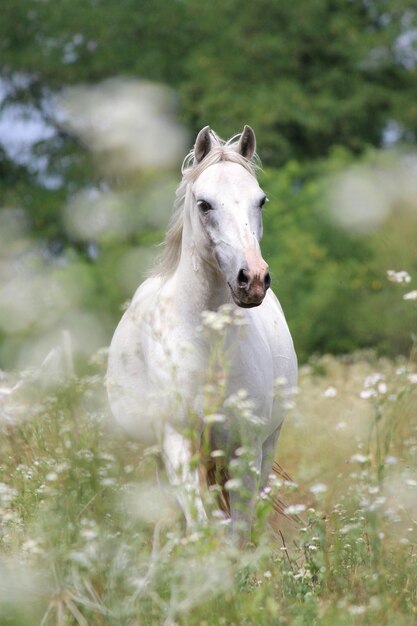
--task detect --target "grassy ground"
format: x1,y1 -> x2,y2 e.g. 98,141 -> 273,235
0,350 -> 416,626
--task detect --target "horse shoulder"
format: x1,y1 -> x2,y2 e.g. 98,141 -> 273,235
106,276 -> 171,438
258,290 -> 298,387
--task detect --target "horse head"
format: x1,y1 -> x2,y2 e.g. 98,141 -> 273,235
188,125 -> 271,308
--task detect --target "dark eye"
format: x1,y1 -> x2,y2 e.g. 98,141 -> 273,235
197,200 -> 213,213
259,196 -> 268,209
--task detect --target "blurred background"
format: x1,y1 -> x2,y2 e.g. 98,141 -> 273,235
1,0 -> 417,369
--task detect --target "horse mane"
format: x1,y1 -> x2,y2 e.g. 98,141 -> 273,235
151,130 -> 261,278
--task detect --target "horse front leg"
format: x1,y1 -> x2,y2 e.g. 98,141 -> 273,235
162,424 -> 207,528
228,450 -> 262,545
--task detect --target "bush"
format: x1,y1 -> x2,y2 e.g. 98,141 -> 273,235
261,148 -> 417,361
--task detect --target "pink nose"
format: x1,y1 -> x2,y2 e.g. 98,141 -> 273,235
237,266 -> 271,300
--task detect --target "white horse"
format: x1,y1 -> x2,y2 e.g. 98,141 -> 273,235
107,125 -> 297,540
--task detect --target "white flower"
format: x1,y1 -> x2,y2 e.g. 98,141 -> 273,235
364,373 -> 384,387
201,304 -> 248,332
224,478 -> 242,492
310,483 -> 328,494
80,528 -> 98,541
0,483 -> 18,505
350,453 -> 369,464
203,413 -> 226,424
100,477 -> 116,486
387,270 -> 411,284
377,382 -> 387,394
360,373 -> 387,398
22,539 -> 44,556
407,373 -> 417,384
284,504 -> 306,515
403,290 -> 417,300
360,389 -> 377,399
323,386 -> 337,398
210,449 -> 225,458
348,605 -> 366,616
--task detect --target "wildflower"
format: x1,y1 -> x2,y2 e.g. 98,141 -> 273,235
201,304 -> 247,332
403,290 -> 417,300
360,373 -> 387,398
364,373 -> 385,387
22,539 -> 44,556
224,478 -> 242,492
323,386 -> 337,398
80,527 -> 98,541
350,453 -> 369,464
310,482 -> 328,495
210,449 -> 225,458
203,413 -> 226,424
101,477 -> 116,486
377,381 -> 387,394
0,483 -> 18,505
274,376 -> 288,387
284,503 -> 306,515
360,387 -> 376,399
348,605 -> 366,616
386,269 -> 411,284
407,374 -> 417,384
293,567 -> 311,580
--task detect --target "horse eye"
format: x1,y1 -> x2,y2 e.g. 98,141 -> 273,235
197,200 -> 212,213
259,196 -> 268,209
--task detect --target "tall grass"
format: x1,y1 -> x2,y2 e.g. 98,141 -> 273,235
0,344 -> 416,625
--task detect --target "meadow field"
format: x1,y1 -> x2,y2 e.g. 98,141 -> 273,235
2,3 -> 417,624
1,345 -> 416,626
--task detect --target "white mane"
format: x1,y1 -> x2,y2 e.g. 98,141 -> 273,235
151,130 -> 261,278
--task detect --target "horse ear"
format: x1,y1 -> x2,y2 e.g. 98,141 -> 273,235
194,126 -> 213,163
236,125 -> 256,160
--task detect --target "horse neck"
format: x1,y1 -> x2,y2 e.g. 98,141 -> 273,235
174,228 -> 231,318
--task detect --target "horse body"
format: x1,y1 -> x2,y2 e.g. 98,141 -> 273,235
107,126 -> 297,538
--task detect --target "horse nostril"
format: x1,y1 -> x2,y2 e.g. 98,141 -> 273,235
264,272 -> 271,290
237,268 -> 249,289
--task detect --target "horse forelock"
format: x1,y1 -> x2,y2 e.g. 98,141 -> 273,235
151,131 -> 261,278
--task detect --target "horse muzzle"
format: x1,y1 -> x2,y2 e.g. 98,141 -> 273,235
229,267 -> 271,308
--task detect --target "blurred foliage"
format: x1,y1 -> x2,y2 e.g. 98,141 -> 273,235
2,0 -> 417,165
261,148 -> 417,360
